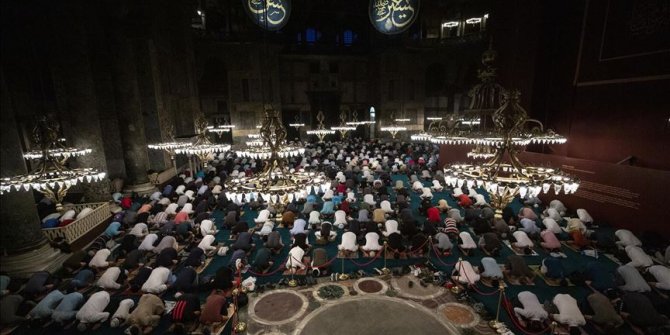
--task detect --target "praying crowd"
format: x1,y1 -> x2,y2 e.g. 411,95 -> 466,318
1,138 -> 669,335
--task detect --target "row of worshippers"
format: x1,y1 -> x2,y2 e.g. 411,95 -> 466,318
0,172 -> 266,334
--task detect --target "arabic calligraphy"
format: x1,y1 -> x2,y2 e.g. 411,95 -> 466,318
245,0 -> 291,31
370,0 -> 418,34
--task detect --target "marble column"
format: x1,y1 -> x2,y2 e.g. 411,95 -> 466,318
0,71 -> 67,277
109,18 -> 155,195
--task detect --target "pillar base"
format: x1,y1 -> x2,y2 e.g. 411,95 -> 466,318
123,182 -> 157,196
0,243 -> 70,278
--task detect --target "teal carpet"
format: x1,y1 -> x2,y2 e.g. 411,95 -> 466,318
14,175 -> 627,335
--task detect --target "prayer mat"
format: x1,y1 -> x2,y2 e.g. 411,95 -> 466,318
503,240 -> 539,256
361,249 -> 383,258
529,265 -> 574,287
603,253 -> 622,265
479,277 -> 506,288
385,251 -> 408,260
196,257 -> 214,274
282,268 -> 307,276
337,250 -> 360,259
500,265 -> 535,286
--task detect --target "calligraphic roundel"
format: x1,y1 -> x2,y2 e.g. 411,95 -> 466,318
243,0 -> 291,31
369,0 -> 419,35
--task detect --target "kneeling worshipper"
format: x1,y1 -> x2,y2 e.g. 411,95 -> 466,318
198,234 -> 218,255
518,206 -> 538,221
51,292 -> 84,326
505,255 -> 535,284
311,248 -> 329,277
172,266 -> 198,293
434,232 -> 453,255
89,248 -> 112,269
552,293 -> 586,334
615,229 -> 642,248
387,232 -> 405,258
617,265 -> 651,292
338,231 -> 358,256
625,245 -> 653,268
292,232 -> 311,251
286,246 -> 307,274
451,259 -> 480,286
479,257 -> 503,286
584,292 -> 624,332
138,233 -> 159,252
200,219 -> 218,236
519,218 -> 541,236
142,266 -> 172,294
170,293 -> 201,334
512,230 -> 535,255
126,293 -> 165,335
619,292 -> 670,333
232,231 -> 254,253
200,290 -> 230,327
110,298 -> 134,328
540,256 -> 567,285
513,291 -> 549,329
648,265 -> 670,291
155,247 -> 179,267
252,247 -> 273,274
540,229 -> 562,253
129,222 -> 149,237
315,222 -> 337,242
97,267 -> 128,290
265,231 -> 284,253
478,232 -> 502,257
584,261 -> 617,293
290,218 -> 309,236
154,235 -> 178,254
334,210 -> 348,228
75,291 -> 110,331
361,232 -> 383,256
458,231 -> 477,256
26,290 -> 64,323
257,220 -> 274,237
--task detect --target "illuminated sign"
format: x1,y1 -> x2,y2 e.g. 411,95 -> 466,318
244,0 -> 291,31
369,0 -> 419,35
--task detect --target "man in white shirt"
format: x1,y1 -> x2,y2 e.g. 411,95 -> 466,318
615,229 -> 642,248
514,291 -> 548,326
138,233 -> 159,252
141,266 -> 171,294
625,245 -> 653,268
552,293 -> 586,332
361,232 -> 382,256
286,246 -> 306,274
75,291 -> 110,331
451,260 -> 480,285
617,265 -> 651,292
198,234 -> 217,255
97,267 -> 127,290
512,231 -> 535,254
89,249 -> 111,269
110,298 -> 134,328
458,231 -> 477,256
129,223 -> 148,237
199,219 -> 218,237
647,265 -> 670,291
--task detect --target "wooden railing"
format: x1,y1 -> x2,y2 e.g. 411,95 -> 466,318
41,202 -> 111,245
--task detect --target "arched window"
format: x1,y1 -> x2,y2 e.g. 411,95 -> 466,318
343,30 -> 353,46
306,28 -> 317,43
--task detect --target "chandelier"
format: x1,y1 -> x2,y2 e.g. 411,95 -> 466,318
225,107 -> 330,207
306,110 -> 335,142
0,116 -> 106,211
330,108 -> 356,138
206,118 -> 235,137
345,110 -> 375,127
380,112 -> 407,139
147,125 -> 192,172
174,116 -> 231,167
289,115 -> 305,130
443,90 -> 579,217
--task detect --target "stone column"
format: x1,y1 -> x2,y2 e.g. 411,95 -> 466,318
49,3 -> 111,202
109,18 -> 155,195
0,71 -> 67,277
